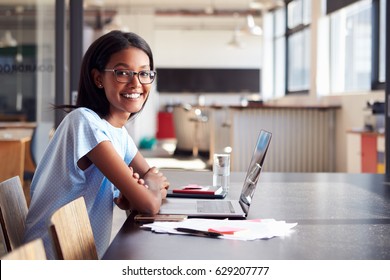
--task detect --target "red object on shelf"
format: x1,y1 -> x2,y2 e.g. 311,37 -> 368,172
361,134 -> 377,173
156,112 -> 176,139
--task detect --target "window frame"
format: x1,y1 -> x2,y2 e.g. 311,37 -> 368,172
285,0 -> 311,95
371,0 -> 386,90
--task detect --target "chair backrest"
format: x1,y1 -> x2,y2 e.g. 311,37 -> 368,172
1,238 -> 47,260
49,196 -> 98,260
0,176 -> 28,252
30,121 -> 54,166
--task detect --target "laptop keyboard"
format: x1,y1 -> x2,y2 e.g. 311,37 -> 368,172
197,201 -> 236,214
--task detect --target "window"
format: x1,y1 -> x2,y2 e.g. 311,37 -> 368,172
261,0 -> 385,98
263,0 -> 311,98
274,7 -> 286,98
262,6 -> 286,101
329,0 -> 372,93
286,0 -> 311,93
325,0 -> 385,94
0,2 -> 56,122
288,28 -> 310,92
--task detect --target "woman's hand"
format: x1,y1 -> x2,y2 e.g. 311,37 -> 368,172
114,167 -> 149,209
114,192 -> 130,210
143,167 -> 170,199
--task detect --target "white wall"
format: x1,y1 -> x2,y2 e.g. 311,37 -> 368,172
154,29 -> 262,68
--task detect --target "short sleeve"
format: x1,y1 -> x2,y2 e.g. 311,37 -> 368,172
65,109 -> 112,163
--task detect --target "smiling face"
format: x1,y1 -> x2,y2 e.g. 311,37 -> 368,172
93,47 -> 152,127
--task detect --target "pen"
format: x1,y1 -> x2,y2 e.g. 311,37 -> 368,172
175,227 -> 223,237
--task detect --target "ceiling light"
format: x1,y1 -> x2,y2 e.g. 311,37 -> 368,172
227,29 -> 244,49
249,1 -> 264,10
204,0 -> 215,15
250,0 -> 284,10
204,6 -> 214,15
243,14 -> 262,36
0,30 -> 17,47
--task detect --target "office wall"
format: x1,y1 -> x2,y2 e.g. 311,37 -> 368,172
154,29 -> 262,68
154,28 -> 262,107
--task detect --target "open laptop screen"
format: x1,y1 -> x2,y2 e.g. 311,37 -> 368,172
239,130 -> 272,211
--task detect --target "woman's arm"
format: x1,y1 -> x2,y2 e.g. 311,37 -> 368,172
130,152 -> 170,196
129,151 -> 153,177
85,141 -> 163,214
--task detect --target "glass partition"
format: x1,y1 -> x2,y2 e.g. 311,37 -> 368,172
0,2 -> 56,122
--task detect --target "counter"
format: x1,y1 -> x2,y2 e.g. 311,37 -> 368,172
171,103 -> 341,172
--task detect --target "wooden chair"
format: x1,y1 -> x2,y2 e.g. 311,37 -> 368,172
1,238 -> 46,260
49,196 -> 98,260
0,176 -> 28,253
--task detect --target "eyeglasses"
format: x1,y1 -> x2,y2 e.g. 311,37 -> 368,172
104,69 -> 157,84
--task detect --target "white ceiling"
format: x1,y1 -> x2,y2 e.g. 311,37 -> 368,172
84,0 -> 283,11
0,0 -> 284,31
0,0 -> 283,14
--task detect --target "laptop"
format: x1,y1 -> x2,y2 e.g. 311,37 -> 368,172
159,130 -> 272,218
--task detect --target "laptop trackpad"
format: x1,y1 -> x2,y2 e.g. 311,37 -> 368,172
197,200 -> 235,213
159,199 -> 197,214
159,199 -> 244,217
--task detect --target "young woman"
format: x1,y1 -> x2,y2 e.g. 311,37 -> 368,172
23,30 -> 169,259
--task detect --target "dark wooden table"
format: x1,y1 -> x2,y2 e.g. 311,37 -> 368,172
103,171 -> 390,260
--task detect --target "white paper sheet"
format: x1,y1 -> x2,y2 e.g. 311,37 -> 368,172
141,218 -> 297,240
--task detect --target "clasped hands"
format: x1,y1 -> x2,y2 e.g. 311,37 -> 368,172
140,166 -> 170,195
114,166 -> 169,210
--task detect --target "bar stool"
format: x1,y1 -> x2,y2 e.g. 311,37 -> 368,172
189,108 -> 208,157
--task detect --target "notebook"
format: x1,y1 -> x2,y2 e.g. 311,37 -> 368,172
166,184 -> 227,199
159,129 -> 272,218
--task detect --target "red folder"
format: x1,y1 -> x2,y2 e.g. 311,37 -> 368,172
172,184 -> 223,195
